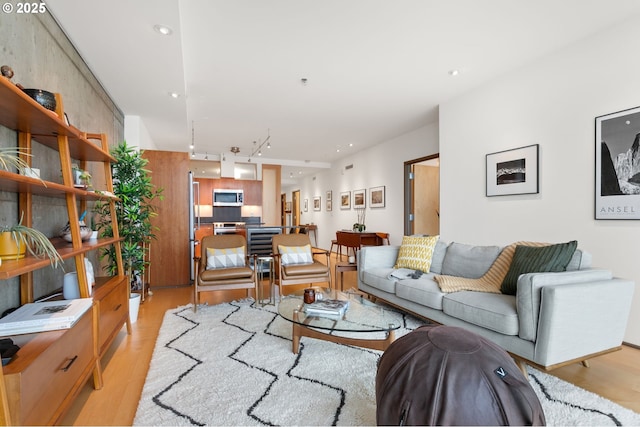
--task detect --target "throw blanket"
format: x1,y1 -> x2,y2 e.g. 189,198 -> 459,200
435,241 -> 547,293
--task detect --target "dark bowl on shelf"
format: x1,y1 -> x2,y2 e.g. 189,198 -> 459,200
22,88 -> 56,111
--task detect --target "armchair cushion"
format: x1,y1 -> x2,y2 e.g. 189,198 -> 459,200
206,246 -> 246,269
200,266 -> 253,282
278,244 -> 313,265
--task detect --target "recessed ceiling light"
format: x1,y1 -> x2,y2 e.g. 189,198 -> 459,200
448,69 -> 460,77
154,24 -> 173,36
169,92 -> 180,98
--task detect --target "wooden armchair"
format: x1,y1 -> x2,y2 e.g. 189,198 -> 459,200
193,234 -> 256,312
272,233 -> 332,298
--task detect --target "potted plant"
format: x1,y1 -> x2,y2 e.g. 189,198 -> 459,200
0,148 -> 62,267
93,141 -> 163,320
0,216 -> 63,267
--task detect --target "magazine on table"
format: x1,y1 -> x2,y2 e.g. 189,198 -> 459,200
303,299 -> 349,317
0,298 -> 93,336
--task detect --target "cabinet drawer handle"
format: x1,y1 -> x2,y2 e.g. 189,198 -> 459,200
61,355 -> 78,372
114,303 -> 122,312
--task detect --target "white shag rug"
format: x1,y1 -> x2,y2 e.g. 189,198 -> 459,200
134,300 -> 640,426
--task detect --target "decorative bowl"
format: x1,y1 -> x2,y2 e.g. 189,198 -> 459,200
22,88 -> 56,111
60,221 -> 93,242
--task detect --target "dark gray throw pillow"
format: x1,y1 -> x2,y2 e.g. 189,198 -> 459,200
500,240 -> 578,295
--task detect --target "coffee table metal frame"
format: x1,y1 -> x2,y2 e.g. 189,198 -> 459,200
278,287 -> 400,353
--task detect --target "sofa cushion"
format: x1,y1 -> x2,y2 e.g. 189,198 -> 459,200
362,268 -> 397,293
395,274 -> 445,310
500,241 -> 578,295
440,242 -> 502,278
429,239 -> 449,274
566,249 -> 591,271
394,235 -> 439,272
442,292 -> 519,336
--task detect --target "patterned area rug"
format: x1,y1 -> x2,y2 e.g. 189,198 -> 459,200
134,300 -> 640,426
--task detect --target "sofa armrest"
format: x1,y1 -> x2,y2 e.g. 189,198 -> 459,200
357,246 -> 399,281
517,269 -> 613,341
533,278 -> 634,367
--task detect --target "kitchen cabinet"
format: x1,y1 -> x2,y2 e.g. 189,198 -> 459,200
0,76 -> 128,424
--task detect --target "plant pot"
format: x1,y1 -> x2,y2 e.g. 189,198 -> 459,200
129,293 -> 141,324
0,231 -> 26,260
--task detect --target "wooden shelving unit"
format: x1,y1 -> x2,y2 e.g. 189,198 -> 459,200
0,76 -> 130,425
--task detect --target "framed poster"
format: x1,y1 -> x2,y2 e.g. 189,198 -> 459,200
596,105 -> 640,219
370,186 -> 385,208
313,196 -> 321,211
340,191 -> 351,210
486,144 -> 539,196
353,189 -> 366,208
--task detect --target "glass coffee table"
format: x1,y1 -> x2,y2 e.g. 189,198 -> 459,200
278,287 -> 401,353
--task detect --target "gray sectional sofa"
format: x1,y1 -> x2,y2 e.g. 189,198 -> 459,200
357,239 -> 635,372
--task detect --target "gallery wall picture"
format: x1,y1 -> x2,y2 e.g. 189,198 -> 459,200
370,186 -> 385,208
313,196 -> 321,211
596,105 -> 640,219
326,190 -> 332,211
353,189 -> 366,208
340,191 -> 351,209
486,144 -> 539,196
303,198 -> 308,212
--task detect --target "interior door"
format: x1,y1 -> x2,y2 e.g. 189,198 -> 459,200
405,155 -> 440,236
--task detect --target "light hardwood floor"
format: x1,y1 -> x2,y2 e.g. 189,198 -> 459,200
62,260 -> 640,425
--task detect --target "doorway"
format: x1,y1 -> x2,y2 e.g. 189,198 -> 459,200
404,155 -> 440,236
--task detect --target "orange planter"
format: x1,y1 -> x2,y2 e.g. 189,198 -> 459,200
0,231 -> 27,260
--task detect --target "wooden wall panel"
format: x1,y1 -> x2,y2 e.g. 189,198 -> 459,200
143,150 -> 191,287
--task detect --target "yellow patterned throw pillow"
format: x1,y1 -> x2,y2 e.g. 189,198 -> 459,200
206,246 -> 246,269
394,235 -> 439,272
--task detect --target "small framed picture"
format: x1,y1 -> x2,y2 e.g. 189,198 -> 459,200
326,190 -> 332,201
353,189 -> 366,208
313,196 -> 321,211
486,144 -> 539,197
326,199 -> 332,211
370,186 -> 385,208
340,191 -> 351,210
304,199 -> 308,212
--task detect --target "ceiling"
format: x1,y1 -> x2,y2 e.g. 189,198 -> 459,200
45,0 -> 640,183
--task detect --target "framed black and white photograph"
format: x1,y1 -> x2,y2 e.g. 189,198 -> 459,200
340,191 -> 351,210
303,198 -> 308,212
353,189 -> 366,208
596,105 -> 640,219
313,196 -> 321,211
370,185 -> 385,208
486,144 -> 539,197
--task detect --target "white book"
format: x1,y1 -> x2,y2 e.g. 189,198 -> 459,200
0,299 -> 93,336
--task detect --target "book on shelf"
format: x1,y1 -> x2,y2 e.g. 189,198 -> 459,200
304,299 -> 349,317
0,298 -> 93,336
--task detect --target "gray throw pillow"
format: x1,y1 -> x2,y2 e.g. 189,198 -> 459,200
500,240 -> 578,295
440,242 -> 502,279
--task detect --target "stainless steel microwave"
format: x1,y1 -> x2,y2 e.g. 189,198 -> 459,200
213,189 -> 244,206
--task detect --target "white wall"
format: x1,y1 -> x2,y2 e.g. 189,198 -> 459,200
440,15 -> 640,345
283,123 -> 439,249
124,115 -> 157,150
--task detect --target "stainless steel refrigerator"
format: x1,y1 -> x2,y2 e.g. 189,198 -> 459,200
188,171 -> 200,282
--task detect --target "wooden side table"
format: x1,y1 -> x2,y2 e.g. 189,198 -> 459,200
335,261 -> 358,291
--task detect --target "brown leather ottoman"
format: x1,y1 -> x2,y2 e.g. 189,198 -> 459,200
376,325 -> 545,426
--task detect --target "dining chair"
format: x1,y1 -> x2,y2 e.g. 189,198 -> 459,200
336,230 -> 362,261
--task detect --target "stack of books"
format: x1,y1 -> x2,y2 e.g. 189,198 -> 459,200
0,298 -> 93,336
304,299 -> 349,317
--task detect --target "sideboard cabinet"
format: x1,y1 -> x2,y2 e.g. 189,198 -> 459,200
0,76 -> 129,424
